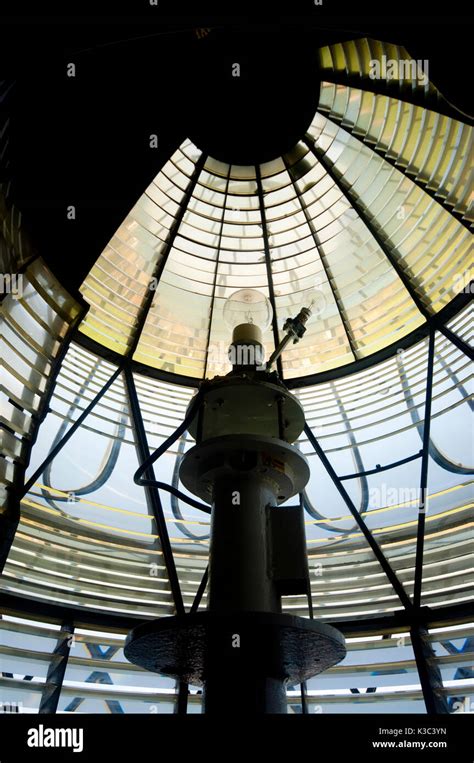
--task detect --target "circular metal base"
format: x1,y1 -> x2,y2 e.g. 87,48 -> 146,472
187,376 -> 306,444
179,434 -> 310,505
124,611 -> 346,686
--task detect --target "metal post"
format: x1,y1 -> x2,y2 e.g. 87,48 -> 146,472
22,366 -> 123,496
208,474 -> 281,613
413,328 -> 435,609
300,680 -> 308,714
0,490 -> 21,575
304,423 -> 413,611
190,566 -> 208,614
175,680 -> 189,715
410,623 -> 450,714
123,364 -> 184,616
203,472 -> 285,714
38,622 -> 74,714
438,324 -> 474,362
255,165 -> 284,378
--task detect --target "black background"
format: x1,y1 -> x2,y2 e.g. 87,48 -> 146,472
0,3 -> 473,751
0,712 -> 472,760
1,3 -> 472,293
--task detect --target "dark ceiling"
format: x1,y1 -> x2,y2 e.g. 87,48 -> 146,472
1,14 -> 472,295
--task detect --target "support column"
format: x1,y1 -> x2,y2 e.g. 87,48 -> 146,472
204,471 -> 285,714
0,489 -> 20,574
39,622 -> 74,714
208,473 -> 280,613
410,623 -> 449,714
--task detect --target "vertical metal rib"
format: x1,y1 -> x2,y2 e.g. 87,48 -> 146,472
38,621 -> 74,714
304,136 -> 474,361
126,151 -> 207,359
304,423 -> 413,611
22,365 -> 123,497
255,164 -> 284,378
203,164 -> 231,378
323,112 -> 472,231
413,328 -> 435,609
304,135 -> 431,322
124,364 -> 184,616
283,152 -> 359,360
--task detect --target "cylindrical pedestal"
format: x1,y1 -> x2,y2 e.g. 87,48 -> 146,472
205,471 -> 283,712
204,672 -> 287,715
209,473 -> 280,613
125,383 -> 347,714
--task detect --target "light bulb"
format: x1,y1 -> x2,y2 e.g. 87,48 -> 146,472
223,289 -> 273,364
303,283 -> 327,318
223,289 -> 273,332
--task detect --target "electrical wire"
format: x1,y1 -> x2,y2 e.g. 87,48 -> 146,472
133,389 -> 210,513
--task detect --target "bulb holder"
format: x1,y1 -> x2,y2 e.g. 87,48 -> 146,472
228,323 -> 266,368
232,322 -> 263,345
